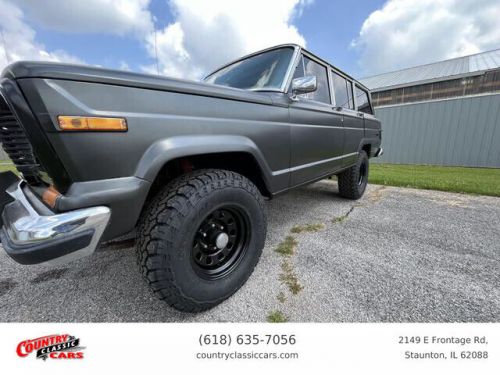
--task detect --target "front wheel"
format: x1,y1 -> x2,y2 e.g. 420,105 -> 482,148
136,169 -> 266,312
337,150 -> 369,199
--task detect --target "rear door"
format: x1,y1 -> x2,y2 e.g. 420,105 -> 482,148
288,53 -> 344,186
330,70 -> 363,167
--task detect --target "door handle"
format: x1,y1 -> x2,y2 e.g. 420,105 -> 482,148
357,112 -> 364,117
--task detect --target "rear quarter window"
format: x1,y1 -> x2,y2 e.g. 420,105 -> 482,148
355,85 -> 373,114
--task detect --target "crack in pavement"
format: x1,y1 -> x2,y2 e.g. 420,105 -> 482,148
270,184 -> 389,320
332,186 -> 388,224
332,206 -> 356,223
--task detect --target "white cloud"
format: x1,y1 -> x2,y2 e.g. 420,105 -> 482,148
352,0 -> 500,75
0,0 -> 83,72
119,60 -> 131,71
143,0 -> 312,79
1,0 -> 154,72
2,0 -> 311,80
16,0 -> 153,37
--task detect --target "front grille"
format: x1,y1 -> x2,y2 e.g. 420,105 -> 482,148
0,95 -> 44,183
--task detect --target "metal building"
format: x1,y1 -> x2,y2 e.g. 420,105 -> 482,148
361,49 -> 500,167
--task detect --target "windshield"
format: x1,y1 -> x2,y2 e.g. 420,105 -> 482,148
204,47 -> 295,91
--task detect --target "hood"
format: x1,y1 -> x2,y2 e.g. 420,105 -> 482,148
2,61 -> 274,106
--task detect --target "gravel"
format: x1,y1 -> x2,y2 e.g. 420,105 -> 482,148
0,181 -> 498,322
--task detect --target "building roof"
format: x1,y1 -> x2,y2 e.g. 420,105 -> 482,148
360,48 -> 500,92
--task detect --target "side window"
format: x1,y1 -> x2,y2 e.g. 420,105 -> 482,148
303,56 -> 330,104
355,85 -> 373,114
292,55 -> 331,104
331,71 -> 354,109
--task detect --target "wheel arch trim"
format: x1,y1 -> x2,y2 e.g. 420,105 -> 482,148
134,135 -> 276,192
357,137 -> 380,158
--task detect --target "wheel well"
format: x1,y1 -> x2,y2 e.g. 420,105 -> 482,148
144,152 -> 271,204
362,144 -> 371,157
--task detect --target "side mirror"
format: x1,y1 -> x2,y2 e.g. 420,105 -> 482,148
291,75 -> 317,100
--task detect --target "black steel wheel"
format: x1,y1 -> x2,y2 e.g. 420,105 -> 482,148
137,169 -> 266,312
192,207 -> 250,280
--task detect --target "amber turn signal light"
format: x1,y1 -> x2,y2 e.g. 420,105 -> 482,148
58,116 -> 127,131
42,186 -> 61,209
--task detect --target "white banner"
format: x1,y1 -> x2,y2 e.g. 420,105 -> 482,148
0,323 -> 497,374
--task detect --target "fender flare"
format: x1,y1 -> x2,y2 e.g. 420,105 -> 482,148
134,135 -> 275,191
357,137 -> 380,158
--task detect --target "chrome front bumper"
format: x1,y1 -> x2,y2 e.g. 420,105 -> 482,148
0,181 -> 110,265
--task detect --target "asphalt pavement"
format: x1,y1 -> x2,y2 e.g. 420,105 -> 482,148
0,180 -> 499,322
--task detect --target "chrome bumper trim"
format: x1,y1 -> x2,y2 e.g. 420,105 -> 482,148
375,147 -> 384,157
2,181 -> 110,264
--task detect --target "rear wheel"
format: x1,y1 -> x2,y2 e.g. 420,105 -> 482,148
337,150 -> 369,199
136,169 -> 266,312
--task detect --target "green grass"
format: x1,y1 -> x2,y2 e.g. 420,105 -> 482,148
290,223 -> 325,233
274,236 -> 298,256
280,259 -> 303,295
266,310 -> 288,323
369,164 -> 500,197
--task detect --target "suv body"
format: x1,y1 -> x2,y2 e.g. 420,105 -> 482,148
0,44 -> 382,311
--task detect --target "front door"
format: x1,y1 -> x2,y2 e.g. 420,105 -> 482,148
289,54 -> 345,187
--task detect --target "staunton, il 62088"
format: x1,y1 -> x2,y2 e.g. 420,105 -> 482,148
0,44 -> 382,312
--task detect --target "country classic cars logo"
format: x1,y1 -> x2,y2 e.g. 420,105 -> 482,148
16,334 -> 85,360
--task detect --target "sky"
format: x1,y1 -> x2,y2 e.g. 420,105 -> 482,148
0,0 -> 499,80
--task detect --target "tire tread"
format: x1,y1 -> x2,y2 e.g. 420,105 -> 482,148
337,150 -> 368,200
136,169 -> 265,312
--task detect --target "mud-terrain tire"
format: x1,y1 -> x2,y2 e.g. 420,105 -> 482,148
337,150 -> 369,199
136,169 -> 266,312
